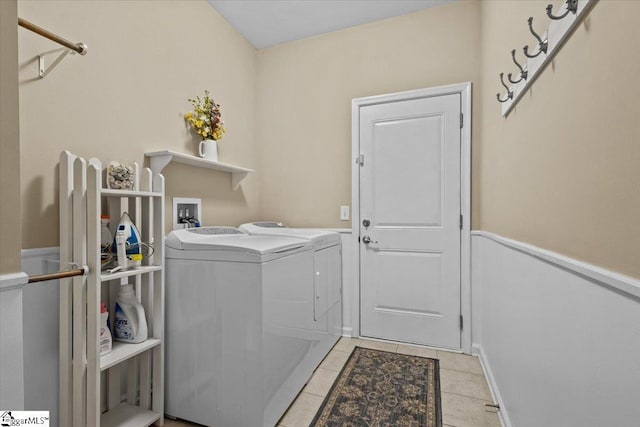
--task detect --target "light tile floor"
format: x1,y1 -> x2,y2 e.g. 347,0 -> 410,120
164,337 -> 501,427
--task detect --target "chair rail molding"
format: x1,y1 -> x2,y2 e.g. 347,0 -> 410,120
471,230 -> 640,299
0,271 -> 29,291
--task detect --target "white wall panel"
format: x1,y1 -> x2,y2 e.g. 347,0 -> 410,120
472,232 -> 640,427
0,282 -> 25,410
21,247 -> 60,424
330,230 -> 355,336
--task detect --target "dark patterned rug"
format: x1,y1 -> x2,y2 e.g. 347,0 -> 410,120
310,346 -> 442,427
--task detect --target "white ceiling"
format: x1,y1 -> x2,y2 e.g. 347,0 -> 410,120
208,0 -> 456,49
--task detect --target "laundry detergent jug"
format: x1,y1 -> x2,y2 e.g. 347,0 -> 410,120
113,284 -> 148,344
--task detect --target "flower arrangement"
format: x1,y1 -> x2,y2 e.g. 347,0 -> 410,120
184,90 -> 226,141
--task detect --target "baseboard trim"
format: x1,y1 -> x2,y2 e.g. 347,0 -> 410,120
473,344 -> 512,427
0,272 -> 29,291
342,326 -> 353,337
472,231 -> 640,299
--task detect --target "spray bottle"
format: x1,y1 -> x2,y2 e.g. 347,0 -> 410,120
100,303 -> 112,355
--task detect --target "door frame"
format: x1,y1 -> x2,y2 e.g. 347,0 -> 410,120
351,82 -> 472,354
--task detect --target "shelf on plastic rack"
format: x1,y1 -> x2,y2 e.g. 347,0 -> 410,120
101,189 -> 162,198
100,339 -> 161,371
100,265 -> 162,282
100,403 -> 161,427
145,150 -> 253,190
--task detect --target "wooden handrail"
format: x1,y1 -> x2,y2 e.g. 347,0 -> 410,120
28,268 -> 86,284
18,17 -> 88,55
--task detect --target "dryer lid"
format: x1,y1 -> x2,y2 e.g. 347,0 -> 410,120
239,222 -> 341,247
166,227 -> 311,254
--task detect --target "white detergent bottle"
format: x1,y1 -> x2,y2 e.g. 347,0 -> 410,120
99,303 -> 112,355
114,284 -> 148,344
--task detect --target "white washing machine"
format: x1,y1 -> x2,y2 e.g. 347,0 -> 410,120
239,222 -> 343,368
165,227 -> 320,427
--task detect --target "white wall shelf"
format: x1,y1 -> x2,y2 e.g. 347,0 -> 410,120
145,150 -> 254,191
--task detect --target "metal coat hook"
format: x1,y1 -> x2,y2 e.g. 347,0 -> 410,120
546,0 -> 578,20
507,49 -> 528,84
496,73 -> 513,103
523,17 -> 548,58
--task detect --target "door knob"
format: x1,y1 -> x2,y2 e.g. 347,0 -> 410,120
362,235 -> 378,244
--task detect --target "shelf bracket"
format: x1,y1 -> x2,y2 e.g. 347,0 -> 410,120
38,48 -> 72,79
231,172 -> 249,191
149,154 -> 173,176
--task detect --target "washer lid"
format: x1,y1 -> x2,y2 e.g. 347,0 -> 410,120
239,222 -> 341,247
166,227 -> 311,254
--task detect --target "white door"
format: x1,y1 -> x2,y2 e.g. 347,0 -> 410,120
359,93 -> 461,349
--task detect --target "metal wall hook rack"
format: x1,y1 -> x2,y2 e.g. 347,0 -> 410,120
497,73 -> 513,103
496,0 -> 598,116
523,17 -> 548,58
508,49 -> 527,84
547,0 -> 578,20
496,93 -> 512,104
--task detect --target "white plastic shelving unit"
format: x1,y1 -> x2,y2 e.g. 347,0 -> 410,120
145,150 -> 253,190
59,151 -> 165,427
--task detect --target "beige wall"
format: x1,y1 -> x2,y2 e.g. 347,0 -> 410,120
256,1 -> 482,229
1,0 -> 22,275
13,0 -> 639,278
17,0 -> 259,248
478,1 -> 640,278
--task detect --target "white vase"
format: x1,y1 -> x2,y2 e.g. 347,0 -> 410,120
198,139 -> 218,162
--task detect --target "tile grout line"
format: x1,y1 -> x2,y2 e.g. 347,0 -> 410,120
303,390 -> 327,398
440,389 -> 495,403
439,366 -> 486,377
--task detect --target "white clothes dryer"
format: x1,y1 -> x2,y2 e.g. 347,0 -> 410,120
165,227 -> 319,427
239,222 -> 343,367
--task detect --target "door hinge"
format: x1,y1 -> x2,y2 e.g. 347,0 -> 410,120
357,153 -> 364,166
460,214 -> 463,230
460,314 -> 464,330
460,112 -> 463,129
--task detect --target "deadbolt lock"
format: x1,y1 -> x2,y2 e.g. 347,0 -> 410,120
362,219 -> 370,227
